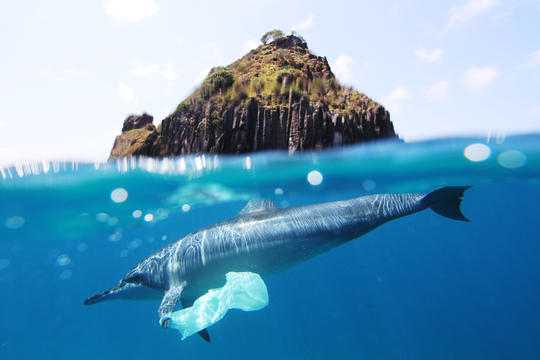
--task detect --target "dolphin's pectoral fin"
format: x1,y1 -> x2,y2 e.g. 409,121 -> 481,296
158,284 -> 185,328
181,297 -> 211,343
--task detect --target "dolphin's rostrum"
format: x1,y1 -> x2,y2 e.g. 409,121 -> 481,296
84,186 -> 470,341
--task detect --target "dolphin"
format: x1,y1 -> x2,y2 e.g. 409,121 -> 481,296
84,186 -> 470,341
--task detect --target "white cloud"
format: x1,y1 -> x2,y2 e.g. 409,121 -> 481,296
527,49 -> 540,67
382,86 -> 410,112
242,39 -> 259,54
201,43 -> 221,60
491,9 -> 511,23
131,61 -> 160,77
444,0 -> 499,33
46,68 -> 78,83
462,66 -> 501,92
424,80 -> 450,101
529,106 -> 540,116
331,55 -> 353,83
0,120 -> 5,130
161,61 -> 178,81
292,13 -> 314,31
117,83 -> 136,102
131,60 -> 178,81
415,48 -> 443,63
104,0 -> 159,22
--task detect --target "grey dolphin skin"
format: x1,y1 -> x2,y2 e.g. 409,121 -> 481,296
84,186 -> 470,341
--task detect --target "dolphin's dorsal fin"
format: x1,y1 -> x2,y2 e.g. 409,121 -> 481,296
238,200 -> 276,216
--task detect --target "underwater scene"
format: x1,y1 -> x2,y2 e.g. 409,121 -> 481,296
1,135 -> 540,360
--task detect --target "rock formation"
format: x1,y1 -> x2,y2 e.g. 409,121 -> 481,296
110,35 -> 396,158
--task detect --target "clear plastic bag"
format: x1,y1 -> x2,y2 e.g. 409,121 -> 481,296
166,272 -> 269,340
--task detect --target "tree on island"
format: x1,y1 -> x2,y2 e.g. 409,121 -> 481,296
260,29 -> 285,45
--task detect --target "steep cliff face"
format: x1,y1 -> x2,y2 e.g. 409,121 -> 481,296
110,35 -> 396,158
110,114 -> 156,158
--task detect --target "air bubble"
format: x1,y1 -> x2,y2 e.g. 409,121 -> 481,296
111,188 -> 128,203
5,216 -> 25,229
59,269 -> 72,280
108,231 -> 122,242
362,180 -> 376,191
156,208 -> 169,220
128,239 -> 142,250
307,170 -> 323,186
96,213 -> 109,223
497,150 -> 527,169
76,243 -> 88,252
464,143 -> 491,162
0,259 -> 10,270
144,213 -> 154,222
56,254 -> 71,267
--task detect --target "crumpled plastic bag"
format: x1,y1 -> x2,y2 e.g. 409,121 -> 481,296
165,272 -> 269,340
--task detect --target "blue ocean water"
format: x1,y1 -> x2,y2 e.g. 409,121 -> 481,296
1,135 -> 539,359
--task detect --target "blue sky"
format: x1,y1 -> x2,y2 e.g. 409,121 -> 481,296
1,0 -> 539,165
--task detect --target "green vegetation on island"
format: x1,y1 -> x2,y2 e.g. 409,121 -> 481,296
175,31 -> 379,121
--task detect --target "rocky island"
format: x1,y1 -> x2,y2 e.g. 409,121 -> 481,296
110,32 -> 396,158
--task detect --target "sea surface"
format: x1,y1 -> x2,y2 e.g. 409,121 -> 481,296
1,135 -> 539,360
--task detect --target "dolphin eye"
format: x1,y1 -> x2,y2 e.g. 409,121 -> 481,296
124,272 -> 142,284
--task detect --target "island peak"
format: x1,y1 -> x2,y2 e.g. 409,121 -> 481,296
110,31 -> 396,158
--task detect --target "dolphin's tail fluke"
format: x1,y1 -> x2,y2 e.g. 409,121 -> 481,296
422,186 -> 471,221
